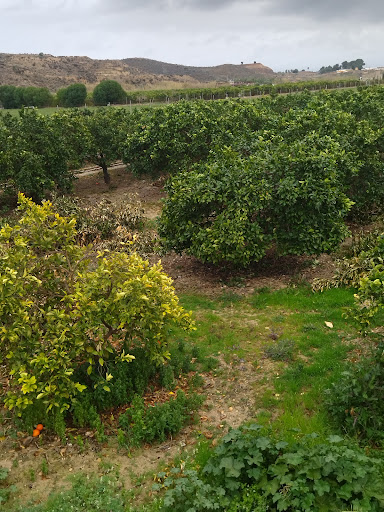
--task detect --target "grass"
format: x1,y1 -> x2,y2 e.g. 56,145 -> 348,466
177,286 -> 359,440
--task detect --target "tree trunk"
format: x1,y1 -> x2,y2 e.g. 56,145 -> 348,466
100,158 -> 110,185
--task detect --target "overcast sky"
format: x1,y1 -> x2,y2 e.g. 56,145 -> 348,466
1,0 -> 383,71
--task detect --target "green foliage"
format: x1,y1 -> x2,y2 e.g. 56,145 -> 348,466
325,342 -> 384,443
92,80 -> 126,106
56,83 -> 87,107
226,484 -> 268,512
159,135 -> 352,266
0,466 -> 16,506
351,264 -> 384,327
118,390 -> 204,447
122,100 -> 266,177
161,424 -> 384,511
159,146 -> 273,266
263,339 -> 295,362
0,109 -> 77,201
0,195 -> 193,421
0,85 -> 53,109
72,347 -> 157,421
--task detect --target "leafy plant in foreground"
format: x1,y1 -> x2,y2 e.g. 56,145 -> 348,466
0,195 -> 193,423
161,424 -> 384,511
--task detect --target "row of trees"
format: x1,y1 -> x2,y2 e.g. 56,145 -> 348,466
122,88 -> 384,265
0,85 -> 53,108
0,107 -> 133,201
319,58 -> 365,74
2,74 -> 380,110
1,86 -> 384,266
0,80 -> 127,109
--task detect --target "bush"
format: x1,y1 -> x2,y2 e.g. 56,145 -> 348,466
118,390 -> 204,446
0,195 -> 193,422
161,424 -> 384,511
325,342 -> 384,443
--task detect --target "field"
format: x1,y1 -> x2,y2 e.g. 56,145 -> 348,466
1,88 -> 384,511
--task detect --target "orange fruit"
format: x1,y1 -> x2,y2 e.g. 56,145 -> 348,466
36,424 -> 44,431
32,429 -> 40,437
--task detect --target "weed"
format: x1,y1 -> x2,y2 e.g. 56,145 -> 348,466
200,356 -> 218,372
263,338 -> 295,361
325,342 -> 384,444
119,391 -> 204,447
0,466 -> 16,506
41,458 -> 49,477
18,473 -> 127,512
75,435 -> 84,453
160,424 -> 384,512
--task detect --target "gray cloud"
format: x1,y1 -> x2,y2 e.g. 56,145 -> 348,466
261,0 -> 384,23
1,0 -> 383,71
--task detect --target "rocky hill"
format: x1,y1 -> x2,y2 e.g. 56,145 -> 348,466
0,53 -> 274,92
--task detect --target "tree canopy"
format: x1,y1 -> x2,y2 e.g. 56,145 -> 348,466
92,80 -> 126,106
56,83 -> 87,107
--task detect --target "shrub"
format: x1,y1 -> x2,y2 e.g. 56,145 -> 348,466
56,83 -> 87,107
263,339 -> 295,362
161,424 -> 384,511
92,80 -> 126,106
325,342 -> 384,443
118,390 -> 204,447
0,195 -> 193,422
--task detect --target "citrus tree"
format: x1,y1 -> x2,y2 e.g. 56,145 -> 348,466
0,109 -> 81,201
0,195 -> 193,417
350,234 -> 384,327
159,136 -> 353,266
83,108 -> 132,184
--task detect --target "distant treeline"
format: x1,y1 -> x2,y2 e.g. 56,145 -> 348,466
319,59 -> 365,74
1,73 -> 382,109
0,85 -> 53,108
